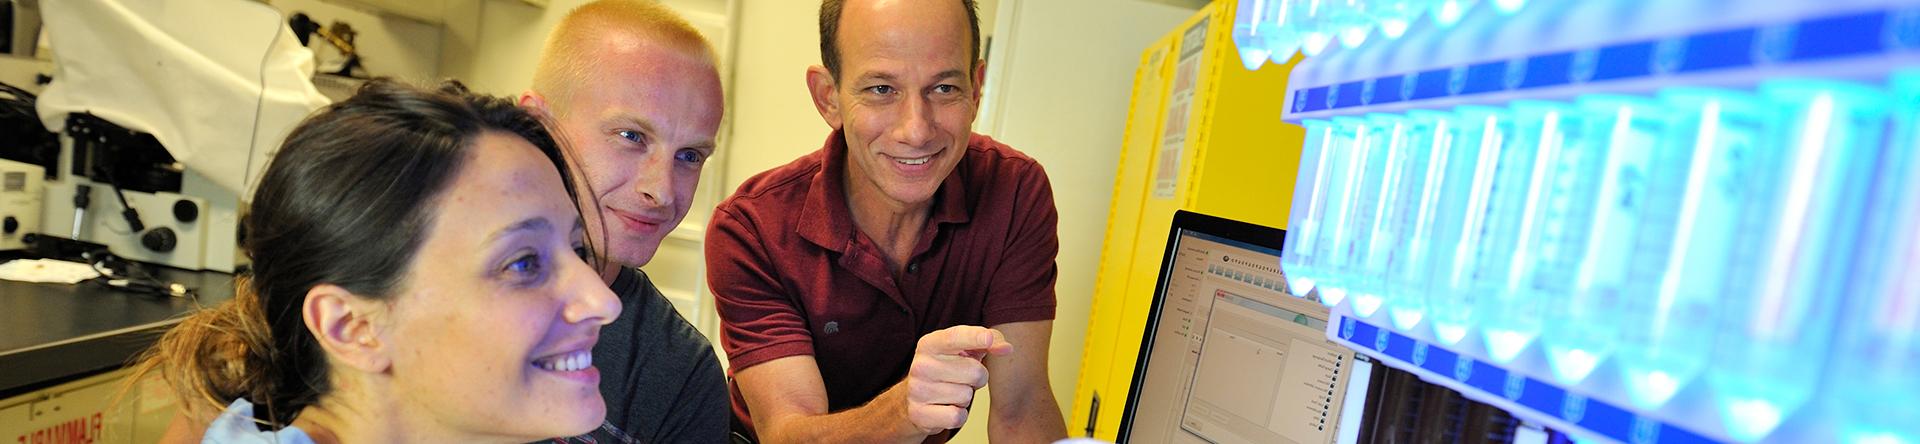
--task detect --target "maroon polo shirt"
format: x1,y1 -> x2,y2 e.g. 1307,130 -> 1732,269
706,130 -> 1059,440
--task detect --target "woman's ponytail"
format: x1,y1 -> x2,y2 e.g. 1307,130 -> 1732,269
127,275 -> 280,422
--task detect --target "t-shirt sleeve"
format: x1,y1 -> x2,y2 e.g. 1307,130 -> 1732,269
706,204 -> 816,371
984,160 -> 1060,327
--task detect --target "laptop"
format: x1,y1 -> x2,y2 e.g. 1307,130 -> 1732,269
1115,210 -> 1378,444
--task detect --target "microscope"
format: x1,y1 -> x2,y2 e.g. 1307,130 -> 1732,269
34,113 -> 239,271
0,157 -> 42,251
14,0 -> 329,272
0,82 -> 51,252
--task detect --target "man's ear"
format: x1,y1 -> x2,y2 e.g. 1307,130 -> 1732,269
303,284 -> 390,374
519,91 -> 551,115
971,58 -> 988,104
806,65 -> 844,130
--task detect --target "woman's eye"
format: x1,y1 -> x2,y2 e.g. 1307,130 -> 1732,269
506,254 -> 544,276
573,245 -> 591,261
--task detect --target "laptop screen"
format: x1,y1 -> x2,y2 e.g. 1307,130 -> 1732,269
1118,210 -> 1375,444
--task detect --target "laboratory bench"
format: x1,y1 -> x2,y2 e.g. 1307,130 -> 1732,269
0,257 -> 234,400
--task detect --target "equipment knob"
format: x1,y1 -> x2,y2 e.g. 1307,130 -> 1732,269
142,227 -> 178,252
173,200 -> 200,223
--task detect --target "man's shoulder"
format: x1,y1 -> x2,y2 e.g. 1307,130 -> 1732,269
709,146 -> 829,244
613,268 -> 715,350
599,269 -> 718,378
599,268 -> 730,443
723,147 -> 826,210
955,134 -> 1052,210
962,133 -> 1048,181
604,267 -> 722,380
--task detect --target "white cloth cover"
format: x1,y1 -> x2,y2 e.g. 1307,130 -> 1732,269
0,258 -> 100,284
34,0 -> 331,197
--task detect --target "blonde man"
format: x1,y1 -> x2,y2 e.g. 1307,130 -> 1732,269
520,0 -> 729,442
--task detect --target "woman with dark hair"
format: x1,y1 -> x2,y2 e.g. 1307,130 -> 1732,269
130,79 -> 620,443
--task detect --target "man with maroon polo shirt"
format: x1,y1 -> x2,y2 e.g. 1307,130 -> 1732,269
704,0 -> 1069,443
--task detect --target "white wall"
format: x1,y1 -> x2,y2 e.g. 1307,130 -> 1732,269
721,0 -> 830,194
959,0 -> 1194,442
442,0 -> 730,98
0,56 -> 51,93
0,0 -> 442,94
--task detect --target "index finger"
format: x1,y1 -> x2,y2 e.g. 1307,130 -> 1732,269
920,325 -> 1013,356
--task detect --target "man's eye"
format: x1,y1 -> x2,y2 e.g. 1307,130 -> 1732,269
677,149 -> 707,164
934,84 -> 961,94
866,85 -> 896,95
617,130 -> 646,144
573,245 -> 591,261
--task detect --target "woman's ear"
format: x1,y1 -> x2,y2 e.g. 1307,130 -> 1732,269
303,284 -> 390,374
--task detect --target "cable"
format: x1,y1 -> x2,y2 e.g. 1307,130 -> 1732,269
83,249 -> 195,300
109,182 -> 145,233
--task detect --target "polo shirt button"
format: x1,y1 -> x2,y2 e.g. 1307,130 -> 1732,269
907,263 -> 920,273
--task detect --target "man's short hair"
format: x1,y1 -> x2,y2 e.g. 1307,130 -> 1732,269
532,0 -> 715,110
818,0 -> 981,81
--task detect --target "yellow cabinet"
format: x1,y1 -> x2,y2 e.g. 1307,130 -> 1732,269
1069,0 -> 1304,439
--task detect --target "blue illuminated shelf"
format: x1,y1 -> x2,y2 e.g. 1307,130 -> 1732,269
1281,1 -> 1920,121
1326,311 -> 1721,444
1274,2 -> 1917,442
1314,288 -> 1861,444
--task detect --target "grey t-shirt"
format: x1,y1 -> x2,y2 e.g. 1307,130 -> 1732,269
593,267 -> 729,443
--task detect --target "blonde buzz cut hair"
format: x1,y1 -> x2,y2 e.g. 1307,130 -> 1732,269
532,0 -> 716,111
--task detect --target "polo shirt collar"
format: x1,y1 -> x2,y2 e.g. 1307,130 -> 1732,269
797,130 -> 972,252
